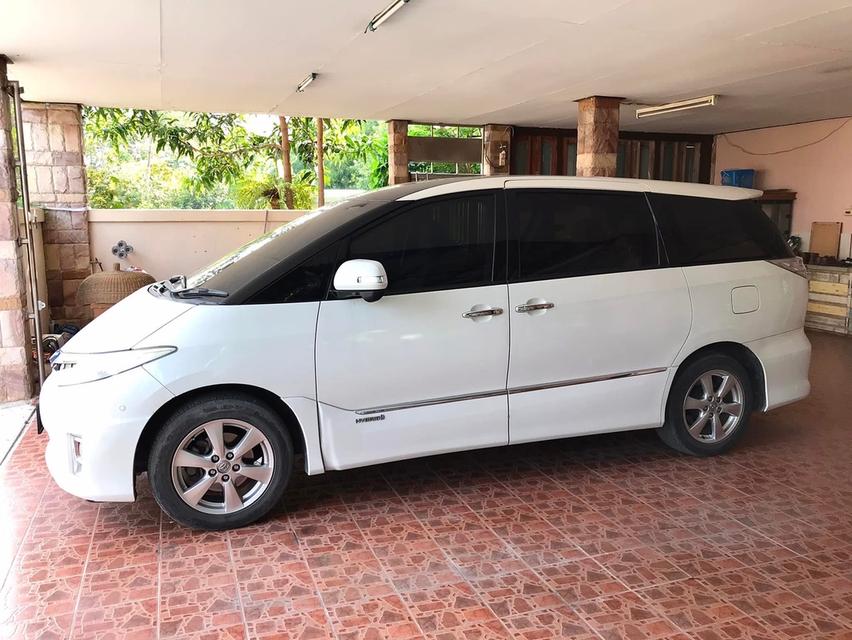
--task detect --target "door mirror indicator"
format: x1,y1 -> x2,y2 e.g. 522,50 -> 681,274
333,259 -> 389,302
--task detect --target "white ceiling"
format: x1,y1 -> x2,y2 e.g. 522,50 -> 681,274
2,0 -> 852,133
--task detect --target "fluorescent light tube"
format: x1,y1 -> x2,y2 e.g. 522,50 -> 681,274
297,73 -> 317,93
635,95 -> 717,119
367,0 -> 411,32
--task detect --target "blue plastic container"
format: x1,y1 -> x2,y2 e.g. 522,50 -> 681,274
720,169 -> 756,188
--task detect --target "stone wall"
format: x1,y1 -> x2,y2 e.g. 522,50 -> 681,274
387,120 -> 409,185
22,103 -> 91,327
576,96 -> 621,177
0,58 -> 33,401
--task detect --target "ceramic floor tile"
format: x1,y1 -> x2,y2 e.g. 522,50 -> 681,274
536,558 -> 631,604
575,591 -> 686,640
1,332 -> 851,639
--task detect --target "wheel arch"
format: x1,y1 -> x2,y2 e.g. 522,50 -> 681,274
134,383 -> 316,476
672,341 -> 767,411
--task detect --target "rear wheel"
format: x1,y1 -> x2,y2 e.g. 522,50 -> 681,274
658,353 -> 753,456
148,393 -> 293,530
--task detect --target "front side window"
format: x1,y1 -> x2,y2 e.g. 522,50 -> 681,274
509,190 -> 659,281
247,244 -> 338,304
346,194 -> 496,295
649,194 -> 792,266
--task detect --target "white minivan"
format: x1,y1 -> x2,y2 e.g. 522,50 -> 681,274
39,177 -> 811,530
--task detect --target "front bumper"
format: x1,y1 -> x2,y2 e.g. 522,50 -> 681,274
40,366 -> 174,502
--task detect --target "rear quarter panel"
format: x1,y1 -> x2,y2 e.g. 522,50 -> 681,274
675,260 -> 808,366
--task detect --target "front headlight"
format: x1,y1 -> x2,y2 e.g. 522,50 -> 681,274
50,347 -> 177,386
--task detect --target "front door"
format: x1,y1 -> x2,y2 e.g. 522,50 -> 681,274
505,184 -> 692,443
315,192 -> 510,470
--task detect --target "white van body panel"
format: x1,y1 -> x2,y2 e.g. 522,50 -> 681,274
315,286 -> 510,469
136,301 -> 326,475
61,286 -> 192,353
507,267 -> 691,442
675,261 -> 808,364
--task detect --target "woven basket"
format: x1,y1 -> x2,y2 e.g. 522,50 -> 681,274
77,263 -> 156,306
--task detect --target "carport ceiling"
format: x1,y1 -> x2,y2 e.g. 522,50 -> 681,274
3,0 -> 852,133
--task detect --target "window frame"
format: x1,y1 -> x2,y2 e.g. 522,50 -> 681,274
331,190 -> 506,299
506,188 -> 664,284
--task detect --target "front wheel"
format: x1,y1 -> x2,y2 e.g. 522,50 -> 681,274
148,393 -> 293,530
658,354 -> 753,456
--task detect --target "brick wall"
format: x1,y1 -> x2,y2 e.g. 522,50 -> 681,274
22,103 -> 92,327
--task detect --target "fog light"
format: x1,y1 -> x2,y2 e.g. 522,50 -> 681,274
69,434 -> 82,474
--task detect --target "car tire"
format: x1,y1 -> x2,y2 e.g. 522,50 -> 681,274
148,392 -> 293,530
657,353 -> 753,456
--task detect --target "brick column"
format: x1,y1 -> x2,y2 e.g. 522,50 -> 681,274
575,96 -> 621,177
482,124 -> 511,176
22,102 -> 91,327
387,120 -> 409,185
0,57 -> 33,401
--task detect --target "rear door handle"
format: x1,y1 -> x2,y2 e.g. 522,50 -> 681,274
462,307 -> 504,319
515,302 -> 554,313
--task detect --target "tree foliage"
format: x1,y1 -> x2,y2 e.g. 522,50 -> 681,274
82,107 -> 389,208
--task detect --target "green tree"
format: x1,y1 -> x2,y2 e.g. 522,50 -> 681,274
83,108 -> 389,208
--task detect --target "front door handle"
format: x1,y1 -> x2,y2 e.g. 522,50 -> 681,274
515,301 -> 555,313
462,307 -> 504,319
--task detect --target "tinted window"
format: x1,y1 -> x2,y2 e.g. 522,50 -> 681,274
247,244 -> 337,304
649,194 -> 792,266
509,190 -> 658,280
346,195 -> 496,295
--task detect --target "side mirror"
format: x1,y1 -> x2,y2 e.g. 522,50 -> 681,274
333,259 -> 388,302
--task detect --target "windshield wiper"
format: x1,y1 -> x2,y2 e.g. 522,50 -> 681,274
171,287 -> 229,299
156,274 -> 188,294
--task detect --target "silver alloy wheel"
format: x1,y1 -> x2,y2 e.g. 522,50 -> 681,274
682,369 -> 745,443
171,418 -> 275,515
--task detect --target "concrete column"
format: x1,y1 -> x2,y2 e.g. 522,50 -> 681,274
22,102 -> 91,327
387,120 -> 409,185
0,57 -> 33,401
482,124 -> 511,176
575,96 -> 621,177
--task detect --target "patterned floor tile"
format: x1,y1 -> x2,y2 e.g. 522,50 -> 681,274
536,558 -> 630,604
1,331 -> 851,638
575,591 -> 686,640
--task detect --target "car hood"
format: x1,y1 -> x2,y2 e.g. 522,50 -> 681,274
61,287 -> 193,353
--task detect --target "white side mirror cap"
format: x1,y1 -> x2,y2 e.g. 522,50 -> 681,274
333,259 -> 388,292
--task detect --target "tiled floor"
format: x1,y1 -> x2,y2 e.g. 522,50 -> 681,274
1,330 -> 850,639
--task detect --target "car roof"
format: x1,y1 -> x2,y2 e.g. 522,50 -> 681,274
391,176 -> 762,201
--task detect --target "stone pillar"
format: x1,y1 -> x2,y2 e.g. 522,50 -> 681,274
575,96 -> 621,177
0,57 -> 33,401
22,102 -> 91,327
482,124 -> 511,176
387,120 -> 409,185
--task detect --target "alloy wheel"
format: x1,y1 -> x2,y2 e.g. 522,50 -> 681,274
682,369 -> 745,443
171,419 -> 275,515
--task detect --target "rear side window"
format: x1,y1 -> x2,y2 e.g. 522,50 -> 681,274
508,190 -> 659,281
649,194 -> 792,266
346,194 -> 496,295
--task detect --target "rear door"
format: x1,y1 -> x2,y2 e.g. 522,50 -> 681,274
505,184 -> 692,443
315,192 -> 510,470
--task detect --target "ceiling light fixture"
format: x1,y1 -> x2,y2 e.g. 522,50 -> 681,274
635,95 -> 717,119
296,73 -> 317,93
366,0 -> 412,32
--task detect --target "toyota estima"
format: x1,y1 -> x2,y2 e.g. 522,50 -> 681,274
40,176 -> 811,530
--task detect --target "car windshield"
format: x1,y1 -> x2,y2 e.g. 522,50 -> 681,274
184,207 -> 331,290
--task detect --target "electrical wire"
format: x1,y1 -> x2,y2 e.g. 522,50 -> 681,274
721,117 -> 851,156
